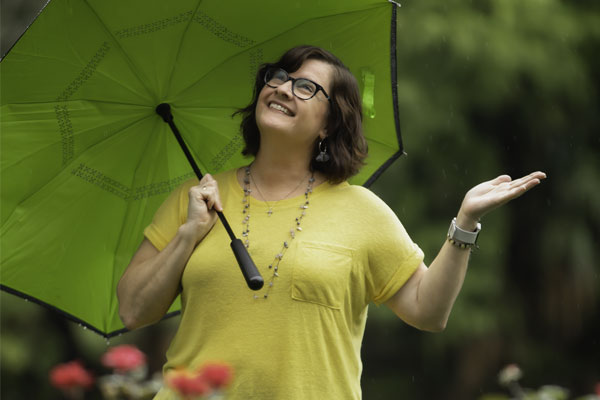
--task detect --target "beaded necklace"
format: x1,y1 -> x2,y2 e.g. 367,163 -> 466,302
242,166 -> 315,299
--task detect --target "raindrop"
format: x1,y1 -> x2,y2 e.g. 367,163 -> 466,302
83,326 -> 87,330
24,299 -> 28,302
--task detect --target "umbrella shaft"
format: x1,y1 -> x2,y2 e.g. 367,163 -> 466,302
156,103 -> 263,291
155,103 -> 236,240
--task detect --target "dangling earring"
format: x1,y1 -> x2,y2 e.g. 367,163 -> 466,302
315,139 -> 330,162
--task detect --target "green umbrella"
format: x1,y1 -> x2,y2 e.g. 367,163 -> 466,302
1,0 -> 405,337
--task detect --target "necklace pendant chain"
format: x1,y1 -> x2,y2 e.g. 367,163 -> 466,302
248,166 -> 311,216
243,166 -> 315,300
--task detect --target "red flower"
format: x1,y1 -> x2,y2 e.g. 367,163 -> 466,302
101,345 -> 146,372
49,360 -> 94,390
199,363 -> 233,389
165,368 -> 211,398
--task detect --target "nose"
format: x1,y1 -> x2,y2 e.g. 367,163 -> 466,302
275,80 -> 294,99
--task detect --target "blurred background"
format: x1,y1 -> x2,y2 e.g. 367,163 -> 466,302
1,0 -> 599,399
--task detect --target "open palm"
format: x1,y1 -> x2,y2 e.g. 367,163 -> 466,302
459,171 -> 547,224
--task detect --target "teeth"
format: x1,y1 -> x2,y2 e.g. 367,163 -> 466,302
269,103 -> 291,115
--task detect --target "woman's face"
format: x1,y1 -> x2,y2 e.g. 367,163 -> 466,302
255,59 -> 332,151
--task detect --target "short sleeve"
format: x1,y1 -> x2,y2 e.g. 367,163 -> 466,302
359,190 -> 424,305
143,179 -> 197,251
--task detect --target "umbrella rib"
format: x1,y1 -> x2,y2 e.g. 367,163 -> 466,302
106,113 -> 170,317
1,111 -> 151,173
6,50 -> 91,69
4,52 -> 150,104
163,0 -> 205,101
10,24 -> 152,105
173,5 -> 385,100
2,99 -> 154,107
67,113 -> 157,163
82,0 -> 158,103
1,112 -> 156,227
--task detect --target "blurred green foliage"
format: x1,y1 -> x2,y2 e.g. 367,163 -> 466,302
363,0 -> 599,399
1,0 -> 599,399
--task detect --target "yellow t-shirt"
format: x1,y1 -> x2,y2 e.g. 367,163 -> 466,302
146,169 -> 423,400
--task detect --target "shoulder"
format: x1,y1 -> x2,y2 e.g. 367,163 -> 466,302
212,168 -> 240,197
212,168 -> 237,185
333,183 -> 391,208
176,169 -> 236,192
322,182 -> 399,221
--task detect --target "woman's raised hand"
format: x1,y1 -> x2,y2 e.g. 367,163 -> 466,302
456,171 -> 547,228
183,174 -> 223,245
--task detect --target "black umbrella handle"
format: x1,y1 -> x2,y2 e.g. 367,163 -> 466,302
155,103 -> 264,291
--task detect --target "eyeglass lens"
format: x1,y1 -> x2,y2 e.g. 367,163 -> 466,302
265,68 -> 318,100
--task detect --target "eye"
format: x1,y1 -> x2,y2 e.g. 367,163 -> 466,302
266,68 -> 288,86
273,69 -> 288,81
295,79 -> 316,96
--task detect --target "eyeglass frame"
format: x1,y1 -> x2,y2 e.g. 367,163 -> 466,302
263,67 -> 332,102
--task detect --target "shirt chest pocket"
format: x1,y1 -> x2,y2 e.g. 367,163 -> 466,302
291,241 -> 354,309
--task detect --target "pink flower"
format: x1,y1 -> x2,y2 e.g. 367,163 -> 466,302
165,368 -> 211,398
199,362 -> 233,389
166,362 -> 233,399
49,360 -> 94,390
101,345 -> 146,372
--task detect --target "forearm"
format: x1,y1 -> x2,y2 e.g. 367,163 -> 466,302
388,172 -> 545,331
117,223 -> 198,330
414,213 -> 478,331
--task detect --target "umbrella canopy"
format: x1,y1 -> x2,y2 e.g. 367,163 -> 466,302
0,0 -> 405,337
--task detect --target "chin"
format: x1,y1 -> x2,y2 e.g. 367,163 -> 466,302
257,114 -> 293,135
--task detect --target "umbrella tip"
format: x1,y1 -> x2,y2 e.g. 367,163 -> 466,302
156,103 -> 173,123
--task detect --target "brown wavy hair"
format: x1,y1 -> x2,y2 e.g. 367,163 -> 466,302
235,45 -> 368,183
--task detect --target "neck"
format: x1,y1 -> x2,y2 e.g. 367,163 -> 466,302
239,147 -> 324,202
251,150 -> 312,187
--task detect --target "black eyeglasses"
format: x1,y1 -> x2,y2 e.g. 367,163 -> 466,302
264,67 -> 331,102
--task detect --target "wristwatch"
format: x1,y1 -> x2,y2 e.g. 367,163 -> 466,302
447,217 -> 481,247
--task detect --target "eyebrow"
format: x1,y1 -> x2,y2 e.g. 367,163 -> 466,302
290,71 -> 328,91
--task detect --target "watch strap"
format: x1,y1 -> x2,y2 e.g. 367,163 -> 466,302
448,217 -> 481,245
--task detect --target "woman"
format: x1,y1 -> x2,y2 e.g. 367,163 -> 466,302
117,46 -> 545,399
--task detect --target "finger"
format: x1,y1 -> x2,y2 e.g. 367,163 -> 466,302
512,171 -> 547,185
527,170 -> 546,179
507,178 -> 542,199
197,175 -> 215,190
190,184 -> 210,199
510,172 -> 545,190
211,184 -> 223,212
491,174 -> 512,185
194,179 -> 222,212
206,196 -> 216,211
204,175 -> 224,211
190,187 -> 212,213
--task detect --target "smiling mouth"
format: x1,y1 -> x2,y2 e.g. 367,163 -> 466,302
269,102 -> 294,116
